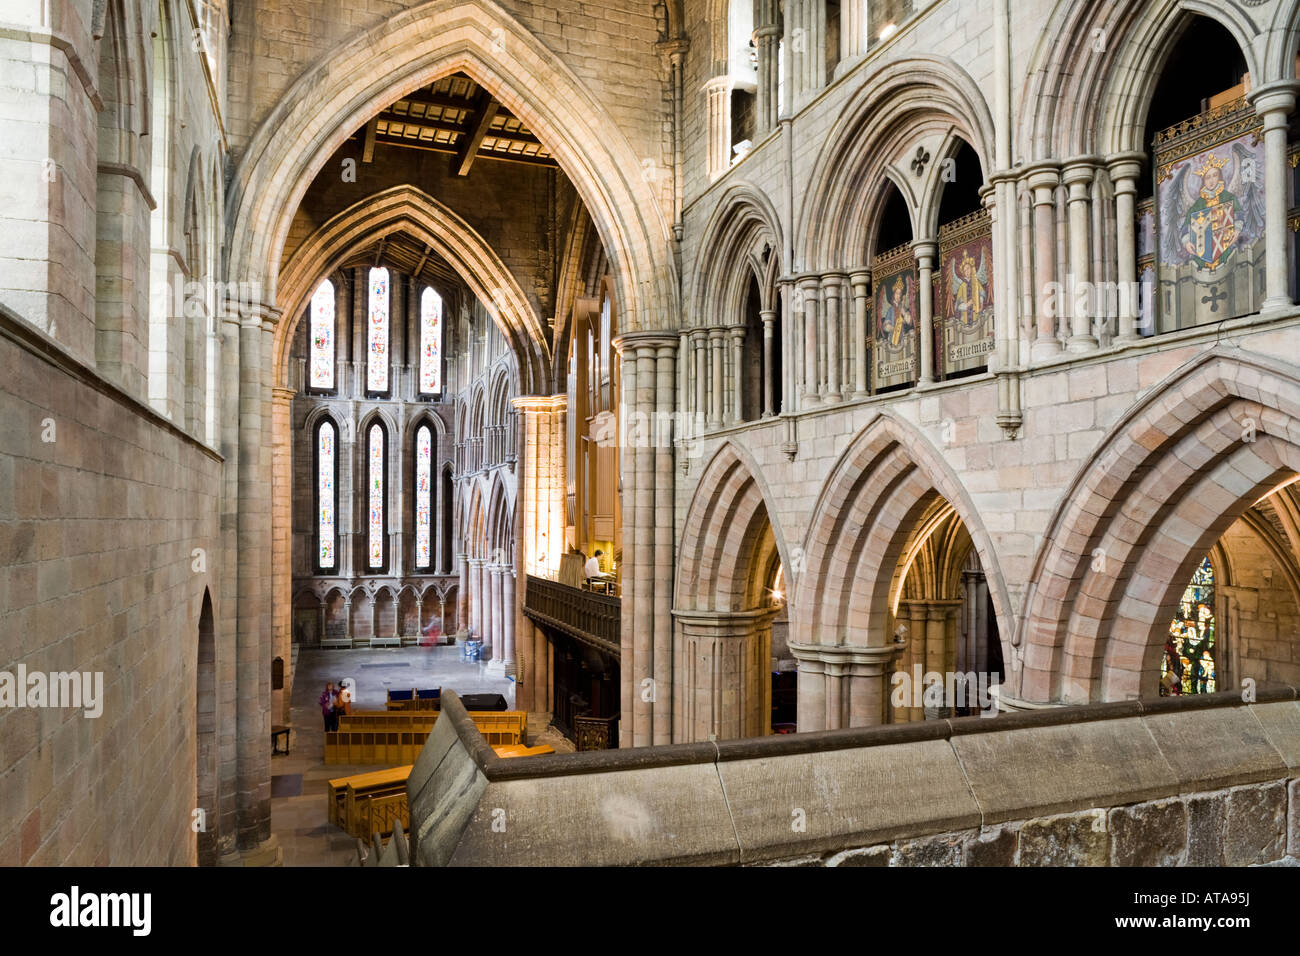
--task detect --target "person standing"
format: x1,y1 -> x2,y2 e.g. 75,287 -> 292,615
320,682 -> 335,732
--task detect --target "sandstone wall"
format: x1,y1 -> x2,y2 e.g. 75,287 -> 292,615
0,305 -> 224,865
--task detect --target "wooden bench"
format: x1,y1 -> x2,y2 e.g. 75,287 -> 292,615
327,765 -> 413,838
320,636 -> 352,649
369,636 -> 402,648
323,710 -> 529,764
492,744 -> 556,758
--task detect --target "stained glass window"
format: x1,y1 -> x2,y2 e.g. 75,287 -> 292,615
309,278 -> 335,390
1161,556 -> 1217,696
420,287 -> 442,396
317,421 -> 336,570
367,267 -> 390,394
368,423 -> 385,570
415,424 -> 432,569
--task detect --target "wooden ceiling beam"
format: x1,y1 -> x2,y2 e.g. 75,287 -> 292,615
454,90 -> 499,177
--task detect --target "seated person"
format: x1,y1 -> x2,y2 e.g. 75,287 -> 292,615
584,549 -> 606,581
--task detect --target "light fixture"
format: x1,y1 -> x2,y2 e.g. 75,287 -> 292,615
879,23 -> 898,40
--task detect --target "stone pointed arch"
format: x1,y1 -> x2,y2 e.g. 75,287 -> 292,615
793,411 -> 1011,652
1019,0 -> 1264,161
226,0 -> 677,339
1020,349 -> 1300,706
797,54 -> 994,272
675,440 -> 791,613
272,185 -> 548,393
691,181 -> 784,324
672,440 -> 788,742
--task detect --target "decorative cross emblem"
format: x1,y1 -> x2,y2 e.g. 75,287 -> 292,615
1201,286 -> 1228,312
911,146 -> 931,177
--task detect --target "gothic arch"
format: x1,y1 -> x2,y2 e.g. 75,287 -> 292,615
792,411 -> 1012,652
692,181 -> 784,322
1020,349 -> 1300,705
675,441 -> 791,612
1019,0 -> 1264,161
272,185 -> 547,393
797,54 -> 994,272
226,0 -> 678,347
1267,0 -> 1300,82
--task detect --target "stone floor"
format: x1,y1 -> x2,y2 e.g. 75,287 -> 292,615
270,644 -> 525,867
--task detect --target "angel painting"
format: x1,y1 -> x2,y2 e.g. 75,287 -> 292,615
948,247 -> 990,330
878,273 -> 915,350
1160,141 -> 1264,271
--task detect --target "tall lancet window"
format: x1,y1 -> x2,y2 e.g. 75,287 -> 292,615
316,420 -> 337,571
367,267 -> 390,394
419,287 -> 443,396
414,424 -> 433,569
309,278 -> 335,390
368,422 -> 387,570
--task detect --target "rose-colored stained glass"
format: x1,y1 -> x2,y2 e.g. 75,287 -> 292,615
367,267 -> 389,393
369,423 -> 384,569
318,421 -> 336,569
415,424 -> 432,569
420,287 -> 442,395
309,278 -> 334,389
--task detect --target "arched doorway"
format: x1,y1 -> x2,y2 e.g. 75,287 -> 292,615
196,589 -> 217,866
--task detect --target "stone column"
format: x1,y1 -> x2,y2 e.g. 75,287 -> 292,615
502,568 -> 516,677
760,309 -> 776,416
270,386 -> 295,727
654,339 -> 676,745
673,609 -> 776,741
1107,152 -> 1145,343
850,270 -> 870,397
841,0 -> 869,63
614,332 -> 679,747
822,274 -> 843,403
799,276 -> 821,406
511,394 -> 566,709
692,330 -> 707,433
708,328 -> 725,429
788,641 -> 901,731
456,551 -> 469,637
704,75 -> 734,180
1062,157 -> 1100,352
468,558 -> 482,638
1248,83 -> 1298,312
754,23 -> 781,135
912,240 -> 938,384
1025,162 -> 1062,359
728,325 -> 745,424
233,299 -> 278,862
487,564 -> 505,672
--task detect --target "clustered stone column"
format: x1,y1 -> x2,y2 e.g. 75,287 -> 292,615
787,271 -> 879,409
616,331 -> 678,747
787,641 -> 900,731
672,609 -> 777,741
512,394 -> 566,712
891,600 -> 963,722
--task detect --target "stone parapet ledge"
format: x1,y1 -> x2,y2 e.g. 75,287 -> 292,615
408,686 -> 1300,866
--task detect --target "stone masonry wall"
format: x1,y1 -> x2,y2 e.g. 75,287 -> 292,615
0,306 -> 224,865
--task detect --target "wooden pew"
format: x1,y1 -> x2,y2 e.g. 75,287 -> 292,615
324,710 -> 528,764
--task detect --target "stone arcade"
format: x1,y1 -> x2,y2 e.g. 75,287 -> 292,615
3,0 -> 1300,866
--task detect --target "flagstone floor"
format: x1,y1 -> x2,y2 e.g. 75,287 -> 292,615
270,644 -> 558,866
